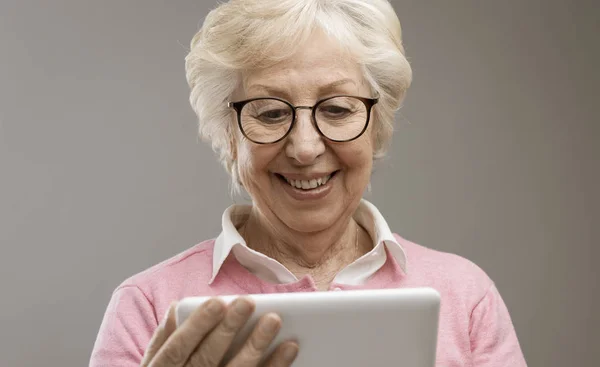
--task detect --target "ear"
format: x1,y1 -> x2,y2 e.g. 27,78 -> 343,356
230,131 -> 238,161
228,116 -> 238,161
369,118 -> 379,149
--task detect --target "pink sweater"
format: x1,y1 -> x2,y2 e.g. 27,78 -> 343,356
90,236 -> 527,366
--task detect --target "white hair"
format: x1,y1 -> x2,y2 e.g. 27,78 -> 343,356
185,0 -> 412,193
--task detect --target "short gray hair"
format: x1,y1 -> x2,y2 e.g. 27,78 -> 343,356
185,0 -> 412,190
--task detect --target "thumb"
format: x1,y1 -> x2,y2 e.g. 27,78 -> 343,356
140,301 -> 178,366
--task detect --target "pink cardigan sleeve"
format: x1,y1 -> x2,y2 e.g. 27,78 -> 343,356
90,285 -> 158,367
469,283 -> 528,366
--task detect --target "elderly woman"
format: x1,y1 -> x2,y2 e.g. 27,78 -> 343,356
90,0 -> 527,366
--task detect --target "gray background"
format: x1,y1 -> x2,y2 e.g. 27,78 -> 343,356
1,0 -> 598,366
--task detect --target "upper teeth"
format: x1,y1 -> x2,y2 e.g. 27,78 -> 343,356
284,174 -> 332,190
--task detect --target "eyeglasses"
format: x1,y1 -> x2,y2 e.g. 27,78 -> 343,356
228,95 -> 378,144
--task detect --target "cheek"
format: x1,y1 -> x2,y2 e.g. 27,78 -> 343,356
237,141 -> 281,184
339,134 -> 374,169
334,141 -> 373,190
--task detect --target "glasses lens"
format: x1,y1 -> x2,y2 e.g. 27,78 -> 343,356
315,97 -> 368,141
240,99 -> 293,143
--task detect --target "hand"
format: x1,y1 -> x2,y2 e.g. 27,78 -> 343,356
140,297 -> 299,367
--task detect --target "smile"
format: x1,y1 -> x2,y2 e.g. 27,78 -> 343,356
284,174 -> 331,190
276,171 -> 339,191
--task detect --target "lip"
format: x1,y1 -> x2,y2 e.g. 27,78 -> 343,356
274,171 -> 338,201
276,172 -> 336,181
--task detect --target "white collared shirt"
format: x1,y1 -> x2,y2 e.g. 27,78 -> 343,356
209,199 -> 407,285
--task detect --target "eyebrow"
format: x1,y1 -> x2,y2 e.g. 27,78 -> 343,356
247,78 -> 357,98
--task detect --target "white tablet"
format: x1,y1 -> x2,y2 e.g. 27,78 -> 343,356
176,287 -> 440,367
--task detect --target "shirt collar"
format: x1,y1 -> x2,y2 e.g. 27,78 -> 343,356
209,199 -> 407,285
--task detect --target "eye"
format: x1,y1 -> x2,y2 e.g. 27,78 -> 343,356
257,108 -> 292,124
318,104 -> 353,119
322,106 -> 350,115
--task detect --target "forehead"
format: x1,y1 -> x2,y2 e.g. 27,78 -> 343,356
242,31 -> 367,99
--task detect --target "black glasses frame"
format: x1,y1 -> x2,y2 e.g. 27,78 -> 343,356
227,95 -> 379,144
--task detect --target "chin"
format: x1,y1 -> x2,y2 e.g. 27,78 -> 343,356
279,207 -> 340,233
253,171 -> 360,232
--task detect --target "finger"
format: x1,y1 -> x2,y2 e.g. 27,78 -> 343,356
264,341 -> 299,367
163,300 -> 179,336
151,298 -> 226,366
141,301 -> 178,366
226,313 -> 281,367
186,297 -> 255,367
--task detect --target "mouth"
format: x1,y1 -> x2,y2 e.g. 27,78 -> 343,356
275,171 -> 340,191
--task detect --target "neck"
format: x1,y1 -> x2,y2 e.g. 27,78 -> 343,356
240,207 -> 372,285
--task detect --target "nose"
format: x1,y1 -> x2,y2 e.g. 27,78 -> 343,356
285,108 -> 326,165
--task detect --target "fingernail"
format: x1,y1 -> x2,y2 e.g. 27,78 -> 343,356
206,299 -> 224,315
283,344 -> 299,362
260,314 -> 279,333
234,298 -> 252,316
